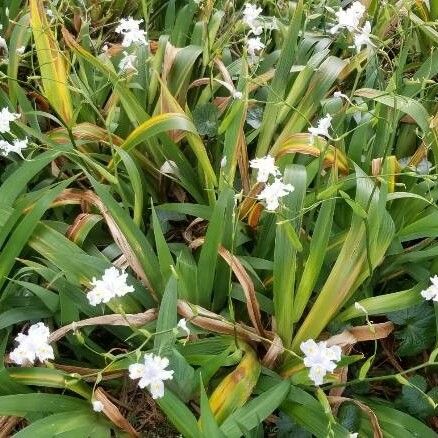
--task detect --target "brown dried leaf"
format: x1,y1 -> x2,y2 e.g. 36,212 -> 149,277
53,189 -> 158,299
326,322 -> 394,347
94,387 -> 139,437
49,308 -> 157,343
189,239 -> 265,337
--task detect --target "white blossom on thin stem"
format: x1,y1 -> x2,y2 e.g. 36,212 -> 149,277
87,266 -> 134,306
16,46 -> 26,55
300,339 -> 342,386
92,400 -> 104,412
257,178 -> 294,211
308,114 -> 332,140
177,318 -> 190,337
115,17 -> 147,47
330,1 -> 365,34
119,52 -> 137,73
9,322 -> 54,366
0,107 -> 20,133
249,155 -> 280,183
353,21 -> 373,52
242,3 -> 263,36
0,36 -> 7,53
246,37 -> 265,60
421,275 -> 438,301
0,138 -> 28,158
232,90 -> 243,100
129,353 -> 174,399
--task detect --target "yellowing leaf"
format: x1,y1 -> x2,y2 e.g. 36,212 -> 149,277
209,344 -> 261,424
29,0 -> 73,125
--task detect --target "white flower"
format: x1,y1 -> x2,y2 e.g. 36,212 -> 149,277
232,90 -> 243,100
300,339 -> 342,386
0,138 -> 28,158
249,155 -> 280,183
17,46 -> 26,55
115,17 -> 147,47
349,434 -> 359,438
308,114 -> 332,139
308,364 -> 327,386
257,178 -> 294,211
92,400 -> 104,412
0,107 -> 20,133
421,275 -> 438,301
160,160 -> 178,175
0,36 -> 7,53
119,52 -> 137,73
243,3 -> 263,35
330,1 -> 365,34
353,21 -> 373,52
177,318 -> 190,337
87,266 -> 134,306
246,37 -> 265,59
9,322 -> 54,366
128,353 -> 174,399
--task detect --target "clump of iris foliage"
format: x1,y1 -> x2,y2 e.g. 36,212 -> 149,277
1,0 -> 438,436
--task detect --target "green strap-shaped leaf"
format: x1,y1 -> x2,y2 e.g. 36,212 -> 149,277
0,178 -> 72,292
197,188 -> 234,307
274,164 -> 306,347
156,388 -> 200,438
220,380 -> 291,438
90,178 -> 162,296
256,0 -> 304,156
154,276 -> 178,354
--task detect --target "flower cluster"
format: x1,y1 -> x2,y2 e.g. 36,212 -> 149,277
115,17 -> 147,47
0,138 -> 28,158
250,155 -> 295,211
330,1 -> 373,52
421,275 -> 438,302
129,353 -> 174,399
300,339 -> 342,385
242,3 -> 268,62
114,17 -> 148,75
243,3 -> 263,35
0,107 -> 27,159
87,266 -> 135,306
9,323 -> 54,366
119,52 -> 138,73
246,36 -> 265,61
0,107 -> 19,133
249,155 -> 279,183
330,1 -> 365,34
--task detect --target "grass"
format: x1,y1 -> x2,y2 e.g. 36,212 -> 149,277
1,0 -> 438,436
